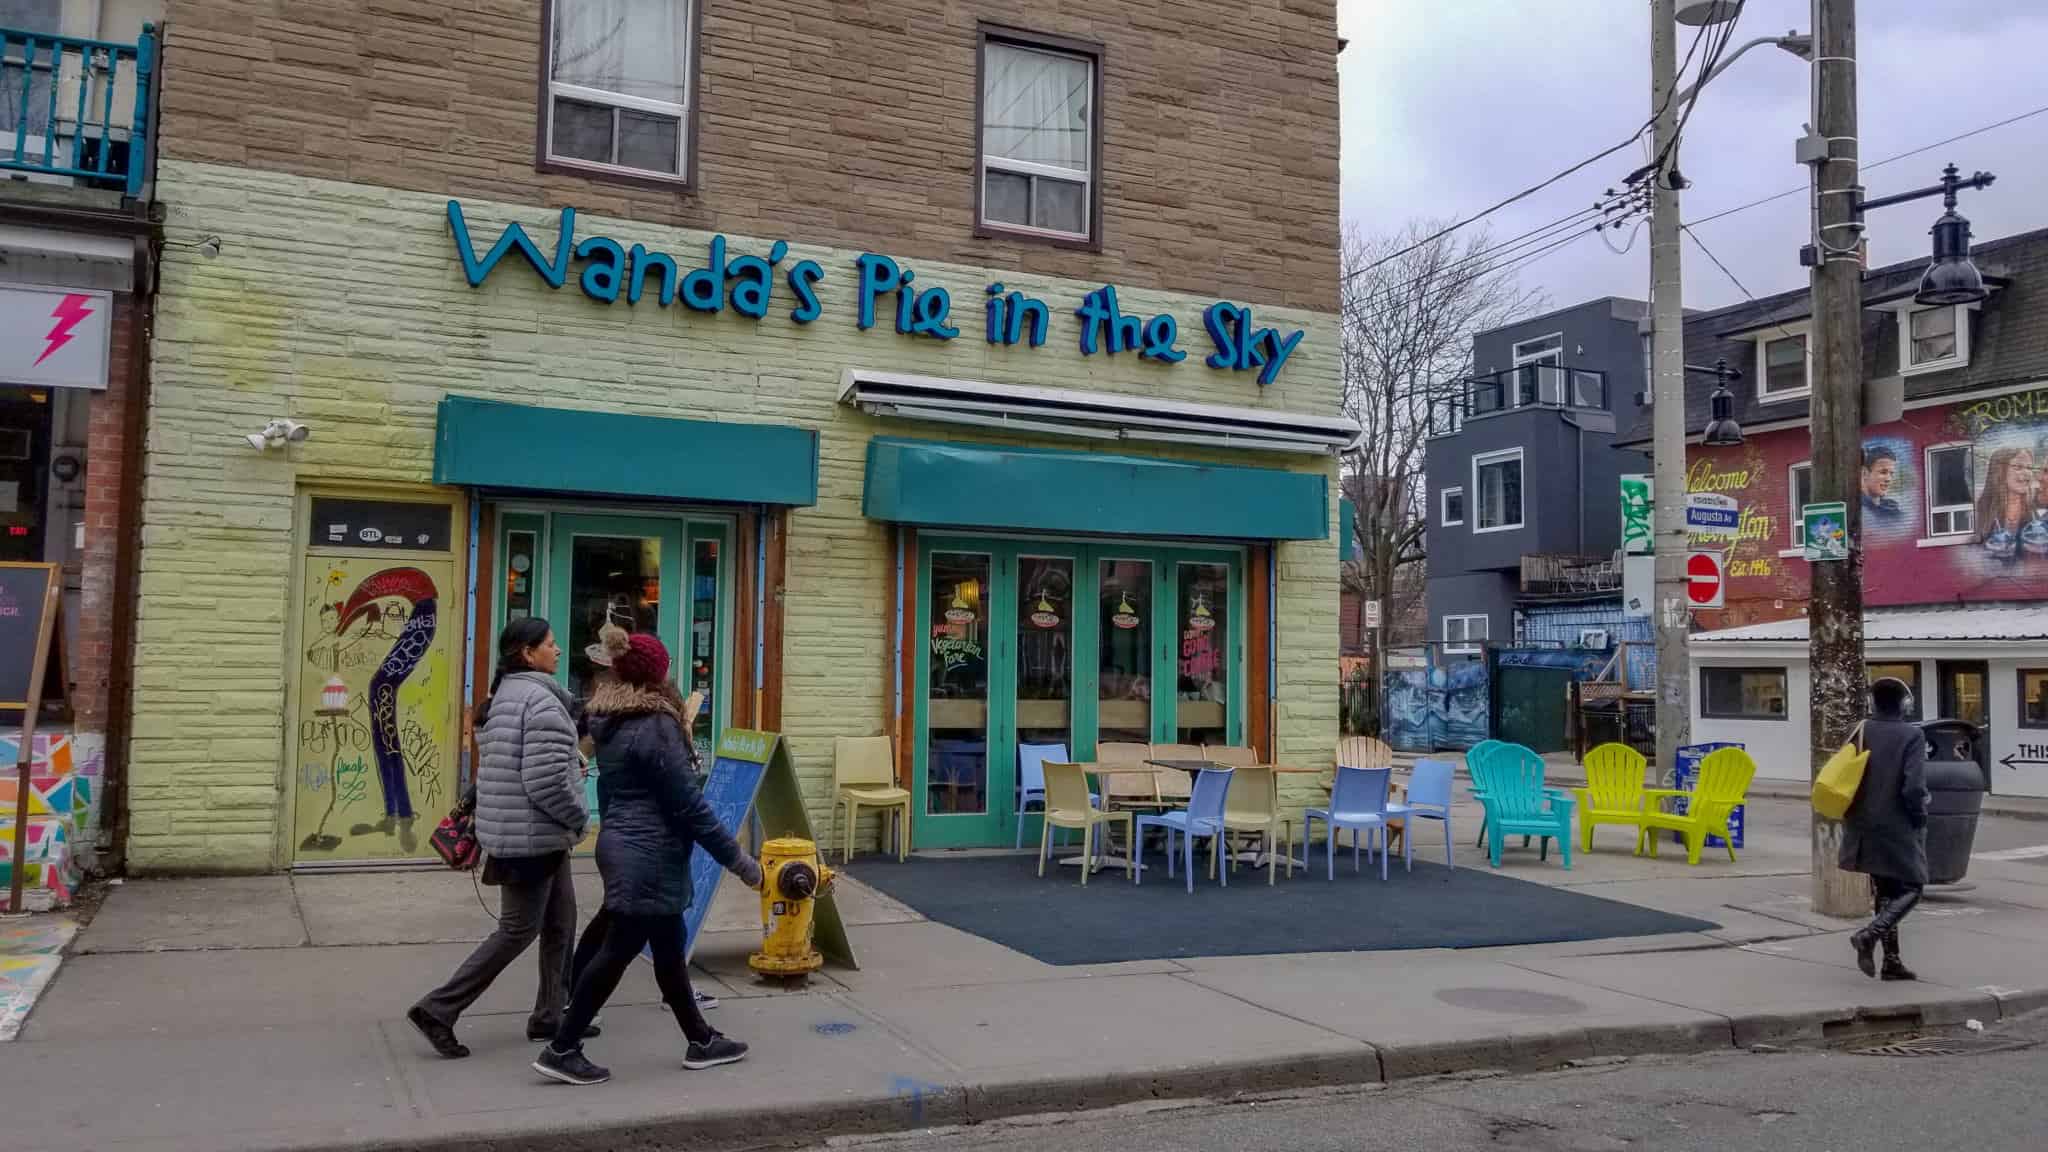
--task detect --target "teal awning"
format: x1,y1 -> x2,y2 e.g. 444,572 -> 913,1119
434,397 -> 818,506
862,437 -> 1327,540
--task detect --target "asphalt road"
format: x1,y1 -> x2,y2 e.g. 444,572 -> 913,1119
817,1013 -> 2048,1152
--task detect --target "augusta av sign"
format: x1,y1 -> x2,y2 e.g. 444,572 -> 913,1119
446,201 -> 1305,386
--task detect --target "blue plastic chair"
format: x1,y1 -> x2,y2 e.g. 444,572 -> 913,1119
1016,743 -> 1094,849
1387,758 -> 1455,871
1469,743 -> 1574,869
1304,766 -> 1393,881
1136,767 -> 1234,892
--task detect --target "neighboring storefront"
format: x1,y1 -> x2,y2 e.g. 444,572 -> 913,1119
130,173 -> 1348,870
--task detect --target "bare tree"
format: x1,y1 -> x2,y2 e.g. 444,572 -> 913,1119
1342,221 -> 1543,731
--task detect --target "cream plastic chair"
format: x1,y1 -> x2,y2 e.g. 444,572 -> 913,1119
1337,735 -> 1395,769
1038,762 -> 1133,885
1150,742 -> 1206,803
1095,741 -> 1164,814
834,735 -> 910,863
1220,763 -> 1285,883
1203,744 -> 1260,767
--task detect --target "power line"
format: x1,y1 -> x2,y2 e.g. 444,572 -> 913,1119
1681,224 -> 1813,359
1345,220 -> 1615,332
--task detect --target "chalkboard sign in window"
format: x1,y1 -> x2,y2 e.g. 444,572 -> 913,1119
310,498 -> 452,552
0,563 -> 57,709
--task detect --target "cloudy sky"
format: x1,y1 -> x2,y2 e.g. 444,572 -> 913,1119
1337,0 -> 2048,314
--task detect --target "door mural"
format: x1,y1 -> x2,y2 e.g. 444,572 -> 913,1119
296,555 -> 458,862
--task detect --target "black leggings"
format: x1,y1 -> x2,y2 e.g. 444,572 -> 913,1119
1874,875 -> 1923,917
553,911 -> 711,1050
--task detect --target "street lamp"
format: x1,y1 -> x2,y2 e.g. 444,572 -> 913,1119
1689,359 -> 1744,446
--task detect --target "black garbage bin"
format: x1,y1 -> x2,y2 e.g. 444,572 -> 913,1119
1921,719 -> 1989,885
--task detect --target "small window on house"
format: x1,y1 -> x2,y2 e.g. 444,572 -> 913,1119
1443,614 -> 1488,654
979,33 -> 1098,242
1473,449 -> 1523,533
1700,667 -> 1788,720
1441,486 -> 1465,527
1788,462 -> 1813,548
2022,669 -> 2048,729
1905,306 -> 1963,370
1867,662 -> 1923,721
1925,444 -> 1974,538
1510,334 -> 1564,407
1759,333 -> 1809,400
544,0 -> 695,181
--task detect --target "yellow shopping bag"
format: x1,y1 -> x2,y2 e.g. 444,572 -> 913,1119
1811,721 -> 1868,820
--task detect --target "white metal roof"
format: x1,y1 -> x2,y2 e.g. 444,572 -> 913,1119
1691,604 -> 2048,645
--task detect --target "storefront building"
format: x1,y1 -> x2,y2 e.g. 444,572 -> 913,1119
127,3 -> 1348,871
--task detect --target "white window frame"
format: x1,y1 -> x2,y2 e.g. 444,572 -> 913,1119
1440,486 -> 1464,527
1899,304 -> 1970,376
1443,614 -> 1488,654
978,39 -> 1096,243
1786,461 -> 1813,552
1755,326 -> 1813,403
543,0 -> 696,183
1471,447 -> 1525,534
1923,441 -> 1975,540
1510,333 -> 1564,406
1699,665 -> 1790,721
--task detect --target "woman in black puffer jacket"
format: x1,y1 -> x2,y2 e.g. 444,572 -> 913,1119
534,632 -> 762,1087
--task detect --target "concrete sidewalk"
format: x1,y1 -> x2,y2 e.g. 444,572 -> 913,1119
6,795 -> 2048,1152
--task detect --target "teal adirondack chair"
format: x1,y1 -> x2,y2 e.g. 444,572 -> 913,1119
1469,742 -> 1574,869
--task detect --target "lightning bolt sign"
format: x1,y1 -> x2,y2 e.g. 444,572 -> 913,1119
35,294 -> 95,367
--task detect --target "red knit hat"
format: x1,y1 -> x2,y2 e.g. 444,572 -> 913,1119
612,632 -> 670,686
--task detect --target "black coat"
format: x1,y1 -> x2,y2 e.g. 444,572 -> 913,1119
587,697 -> 745,917
1838,716 -> 1930,884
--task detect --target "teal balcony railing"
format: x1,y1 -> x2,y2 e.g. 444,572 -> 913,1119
1,22 -> 156,197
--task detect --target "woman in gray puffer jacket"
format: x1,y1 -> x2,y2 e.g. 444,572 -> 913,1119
409,617 -> 588,1059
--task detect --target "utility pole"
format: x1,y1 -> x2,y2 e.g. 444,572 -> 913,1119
1648,0 -> 1689,779
1808,0 -> 1869,917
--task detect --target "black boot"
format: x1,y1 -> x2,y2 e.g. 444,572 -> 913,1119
1852,887 -> 1922,978
1880,929 -> 1917,981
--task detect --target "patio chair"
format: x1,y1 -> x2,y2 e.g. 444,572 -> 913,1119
1220,763 -> 1284,883
1337,735 -> 1394,769
1017,742 -> 1098,849
1305,765 -> 1394,881
1137,766 -> 1234,892
1387,758 -> 1455,870
1202,744 -> 1260,767
1037,762 -> 1132,885
835,735 -> 909,863
1637,746 -> 1756,865
1574,742 -> 1650,853
1150,743 -> 1206,804
1469,743 -> 1573,870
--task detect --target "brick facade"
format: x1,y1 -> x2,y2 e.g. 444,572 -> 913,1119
73,294 -> 135,735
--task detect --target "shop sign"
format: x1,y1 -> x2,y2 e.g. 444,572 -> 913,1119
0,285 -> 110,391
445,201 -> 1306,386
1027,592 -> 1061,630
1110,594 -> 1142,631
1802,501 -> 1849,561
309,498 -> 453,552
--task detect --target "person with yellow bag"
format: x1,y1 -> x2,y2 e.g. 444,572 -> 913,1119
1838,677 -> 1930,981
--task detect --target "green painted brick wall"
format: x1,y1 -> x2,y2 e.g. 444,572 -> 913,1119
132,160 -> 1343,872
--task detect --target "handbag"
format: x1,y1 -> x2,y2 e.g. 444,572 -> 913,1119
430,788 -> 482,871
1811,721 -> 1869,820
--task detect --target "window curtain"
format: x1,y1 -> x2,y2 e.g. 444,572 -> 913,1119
553,0 -> 690,106
982,42 -> 1090,172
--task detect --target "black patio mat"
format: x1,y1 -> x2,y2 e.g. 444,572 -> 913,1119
846,850 -> 1718,966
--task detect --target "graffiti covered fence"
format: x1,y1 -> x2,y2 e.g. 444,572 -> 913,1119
1381,645 -> 1490,752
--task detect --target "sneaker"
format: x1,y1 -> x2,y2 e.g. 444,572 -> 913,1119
407,1005 -> 470,1059
683,1034 -> 749,1070
695,989 -> 720,1010
533,1046 -> 611,1086
527,1022 -> 603,1043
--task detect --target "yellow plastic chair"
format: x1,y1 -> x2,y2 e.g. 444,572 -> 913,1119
1220,764 -> 1285,883
1573,742 -> 1650,853
834,735 -> 910,863
1637,747 -> 1757,864
1038,762 -> 1133,885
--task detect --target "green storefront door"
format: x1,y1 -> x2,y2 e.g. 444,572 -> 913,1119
914,537 -> 1244,849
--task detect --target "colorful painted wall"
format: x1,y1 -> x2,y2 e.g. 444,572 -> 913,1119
1685,383 -> 2048,626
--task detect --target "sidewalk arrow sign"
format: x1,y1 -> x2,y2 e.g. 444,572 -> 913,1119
1685,550 -> 1726,609
1686,492 -> 1740,535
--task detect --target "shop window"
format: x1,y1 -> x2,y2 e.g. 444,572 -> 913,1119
1757,331 -> 1811,401
927,552 -> 991,815
1788,461 -> 1813,548
1901,305 -> 1968,375
1443,614 -> 1487,654
544,0 -> 696,182
2021,669 -> 2048,730
1700,666 -> 1788,720
1472,448 -> 1523,533
1925,443 -> 1974,538
1866,662 -> 1923,721
1441,486 -> 1464,527
978,28 -> 1100,243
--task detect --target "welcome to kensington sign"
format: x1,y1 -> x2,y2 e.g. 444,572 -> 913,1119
446,201 -> 1306,386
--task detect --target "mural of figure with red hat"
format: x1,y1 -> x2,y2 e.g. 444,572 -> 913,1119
337,566 -> 438,848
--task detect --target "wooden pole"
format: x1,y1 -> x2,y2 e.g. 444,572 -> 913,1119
9,573 -> 63,915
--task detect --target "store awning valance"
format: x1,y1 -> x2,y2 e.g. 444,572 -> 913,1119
862,437 -> 1328,541
434,397 -> 818,506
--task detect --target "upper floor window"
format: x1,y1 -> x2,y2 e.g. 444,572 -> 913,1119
1510,333 -> 1563,406
1900,305 -> 1969,375
1925,443 -> 1974,538
1788,461 -> 1813,549
978,29 -> 1101,244
1472,448 -> 1523,533
1758,331 -> 1811,402
544,0 -> 696,183
1441,486 -> 1465,527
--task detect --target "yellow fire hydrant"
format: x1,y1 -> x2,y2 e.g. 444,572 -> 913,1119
748,837 -> 834,980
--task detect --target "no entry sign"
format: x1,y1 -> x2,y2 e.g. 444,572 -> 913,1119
1686,550 -> 1726,609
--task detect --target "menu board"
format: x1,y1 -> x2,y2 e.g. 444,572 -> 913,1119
0,563 -> 57,709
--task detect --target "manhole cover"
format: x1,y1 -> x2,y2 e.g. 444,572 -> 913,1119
1855,1034 -> 2037,1057
1434,987 -> 1587,1016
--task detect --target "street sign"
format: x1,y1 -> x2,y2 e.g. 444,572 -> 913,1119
1802,501 -> 1849,561
1363,599 -> 1382,629
1685,550 -> 1726,609
1685,492 -> 1740,535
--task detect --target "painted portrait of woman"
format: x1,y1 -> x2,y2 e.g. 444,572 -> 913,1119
1974,446 -> 2035,559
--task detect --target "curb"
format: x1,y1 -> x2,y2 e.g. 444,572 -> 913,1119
268,987 -> 2048,1152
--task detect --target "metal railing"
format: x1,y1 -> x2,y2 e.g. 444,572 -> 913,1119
1,23 -> 156,196
1519,552 -> 1624,597
1465,364 -> 1607,416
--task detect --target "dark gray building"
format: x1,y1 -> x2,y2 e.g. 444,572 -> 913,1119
1425,297 -> 1651,651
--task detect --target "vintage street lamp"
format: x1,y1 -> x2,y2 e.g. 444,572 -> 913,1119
1689,358 -> 1744,446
